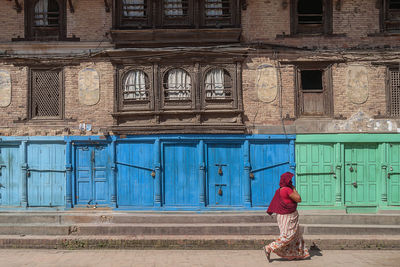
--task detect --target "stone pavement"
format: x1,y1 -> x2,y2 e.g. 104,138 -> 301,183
0,249 -> 399,267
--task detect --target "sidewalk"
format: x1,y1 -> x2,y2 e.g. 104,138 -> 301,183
0,249 -> 398,267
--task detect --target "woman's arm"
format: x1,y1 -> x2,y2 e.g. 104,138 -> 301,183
289,187 -> 302,203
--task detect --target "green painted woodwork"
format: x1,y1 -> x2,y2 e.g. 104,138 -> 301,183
344,144 -> 379,207
296,134 -> 400,211
296,134 -> 400,143
296,143 -> 336,206
388,143 -> 400,206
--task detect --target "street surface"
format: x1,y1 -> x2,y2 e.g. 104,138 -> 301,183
0,249 -> 398,267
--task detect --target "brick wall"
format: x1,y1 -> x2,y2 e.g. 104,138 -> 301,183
0,1 -> 24,41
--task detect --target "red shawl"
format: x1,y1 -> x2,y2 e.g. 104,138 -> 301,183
267,172 -> 297,215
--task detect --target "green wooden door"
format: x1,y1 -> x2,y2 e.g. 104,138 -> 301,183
388,143 -> 400,206
344,144 -> 379,206
296,143 -> 336,206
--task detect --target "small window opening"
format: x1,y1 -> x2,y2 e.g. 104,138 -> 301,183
301,70 -> 323,90
389,0 -> 400,10
163,69 -> 192,100
164,0 -> 188,17
123,70 -> 149,101
205,68 -> 232,99
389,69 -> 400,117
34,0 -> 60,27
123,0 -> 146,18
298,0 -> 323,25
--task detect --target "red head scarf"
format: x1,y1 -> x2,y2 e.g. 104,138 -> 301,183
267,172 -> 297,215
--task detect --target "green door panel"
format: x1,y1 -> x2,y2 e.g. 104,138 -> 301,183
296,143 -> 336,206
388,143 -> 400,206
344,144 -> 379,206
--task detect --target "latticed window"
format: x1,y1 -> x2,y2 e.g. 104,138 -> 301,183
29,69 -> 63,119
204,0 -> 232,26
205,68 -> 232,99
163,69 -> 192,100
384,0 -> 400,32
164,0 -> 188,17
123,0 -> 146,19
123,70 -> 149,100
389,69 -> 400,117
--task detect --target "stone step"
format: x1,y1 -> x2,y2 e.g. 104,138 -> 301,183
0,223 -> 399,236
0,235 -> 398,250
0,212 -> 399,225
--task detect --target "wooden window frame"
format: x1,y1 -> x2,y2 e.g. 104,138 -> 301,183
24,0 -> 67,41
28,67 -> 64,121
115,62 -> 241,113
381,0 -> 400,33
290,0 -> 332,35
116,65 -> 154,111
386,67 -> 400,117
200,64 -> 238,110
113,0 -> 240,29
295,64 -> 333,118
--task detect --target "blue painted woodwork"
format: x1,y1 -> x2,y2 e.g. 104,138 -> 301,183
206,143 -> 243,207
116,142 -> 154,207
163,142 -> 200,207
75,145 -> 109,206
27,143 -> 66,207
0,145 -> 21,206
250,141 -> 291,207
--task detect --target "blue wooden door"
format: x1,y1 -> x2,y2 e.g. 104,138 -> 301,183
0,146 -> 21,206
27,143 -> 65,207
116,142 -> 154,207
250,142 -> 291,207
163,143 -> 199,207
207,144 -> 242,207
75,145 -> 109,206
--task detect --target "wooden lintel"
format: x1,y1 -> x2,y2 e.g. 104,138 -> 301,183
68,0 -> 75,13
104,0 -> 110,12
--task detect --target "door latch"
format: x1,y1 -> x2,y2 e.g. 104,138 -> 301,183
352,182 -> 358,188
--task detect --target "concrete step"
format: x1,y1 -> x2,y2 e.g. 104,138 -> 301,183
0,223 -> 399,236
0,212 -> 400,225
0,235 -> 398,250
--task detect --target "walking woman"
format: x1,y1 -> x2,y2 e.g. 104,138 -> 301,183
264,172 -> 310,262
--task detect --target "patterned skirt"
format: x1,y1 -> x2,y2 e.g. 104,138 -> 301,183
265,210 -> 310,260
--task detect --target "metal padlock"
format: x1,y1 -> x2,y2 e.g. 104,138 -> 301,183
218,188 -> 223,196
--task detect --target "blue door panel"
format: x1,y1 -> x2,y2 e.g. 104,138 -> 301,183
75,145 -> 109,206
163,143 -> 199,207
250,142 -> 290,207
207,143 -> 243,207
27,143 -> 65,207
116,142 -> 154,207
0,146 -> 21,206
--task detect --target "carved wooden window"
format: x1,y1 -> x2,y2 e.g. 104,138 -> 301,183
119,0 -> 150,28
162,0 -> 193,26
114,0 -> 239,28
205,68 -> 232,99
25,0 -> 66,40
388,68 -> 400,117
296,66 -> 332,117
123,70 -> 149,100
383,0 -> 400,32
291,0 -> 332,34
117,66 -> 153,111
29,68 -> 63,120
163,68 -> 192,100
203,0 -> 233,27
